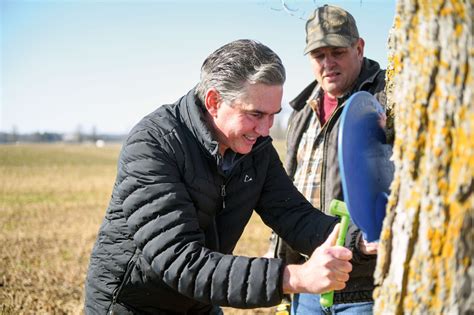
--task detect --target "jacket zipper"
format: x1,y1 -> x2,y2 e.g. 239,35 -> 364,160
217,136 -> 273,213
109,248 -> 138,314
212,137 -> 272,251
221,184 -> 226,209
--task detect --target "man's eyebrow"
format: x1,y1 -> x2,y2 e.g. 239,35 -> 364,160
245,107 -> 282,115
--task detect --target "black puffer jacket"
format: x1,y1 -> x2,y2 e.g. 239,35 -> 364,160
84,89 -> 338,314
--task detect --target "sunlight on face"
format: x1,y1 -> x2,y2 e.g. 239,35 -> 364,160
213,83 -> 283,155
309,39 -> 364,98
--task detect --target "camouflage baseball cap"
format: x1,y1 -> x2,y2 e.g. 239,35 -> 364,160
304,5 -> 359,54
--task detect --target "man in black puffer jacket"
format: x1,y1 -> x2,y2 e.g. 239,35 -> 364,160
84,39 -> 372,314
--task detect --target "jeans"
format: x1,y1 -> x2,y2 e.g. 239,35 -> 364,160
291,293 -> 373,315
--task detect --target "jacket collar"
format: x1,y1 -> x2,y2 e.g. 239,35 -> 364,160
289,57 -> 382,111
179,88 -> 220,158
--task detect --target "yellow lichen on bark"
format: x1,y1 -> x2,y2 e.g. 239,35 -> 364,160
374,0 -> 473,314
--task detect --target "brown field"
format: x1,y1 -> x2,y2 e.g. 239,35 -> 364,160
0,141 -> 286,314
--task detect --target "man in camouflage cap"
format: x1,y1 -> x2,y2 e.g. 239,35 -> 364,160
268,4 -> 388,315
304,4 -> 360,54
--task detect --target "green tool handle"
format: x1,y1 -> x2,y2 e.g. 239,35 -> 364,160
319,201 -> 350,308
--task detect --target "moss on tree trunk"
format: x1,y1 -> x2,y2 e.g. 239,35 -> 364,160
374,0 -> 473,314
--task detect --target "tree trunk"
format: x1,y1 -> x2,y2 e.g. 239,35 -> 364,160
374,0 -> 473,314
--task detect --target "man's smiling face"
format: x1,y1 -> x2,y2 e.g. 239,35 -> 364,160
207,83 -> 283,155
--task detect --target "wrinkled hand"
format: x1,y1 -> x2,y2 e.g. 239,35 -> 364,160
359,237 -> 378,255
283,224 -> 353,294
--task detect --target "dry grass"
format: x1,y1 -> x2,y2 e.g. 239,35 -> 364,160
0,142 -> 286,314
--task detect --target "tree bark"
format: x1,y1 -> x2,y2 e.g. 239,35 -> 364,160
374,1 -> 473,314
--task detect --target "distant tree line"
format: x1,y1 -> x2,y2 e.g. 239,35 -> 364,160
0,129 -> 286,144
0,131 -> 126,144
0,119 -> 287,144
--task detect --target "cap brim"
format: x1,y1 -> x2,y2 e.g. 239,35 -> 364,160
304,35 -> 356,54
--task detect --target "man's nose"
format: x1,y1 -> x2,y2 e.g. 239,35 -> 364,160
255,116 -> 274,137
323,55 -> 336,68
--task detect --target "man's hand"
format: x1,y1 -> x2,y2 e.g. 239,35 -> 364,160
358,236 -> 378,255
282,224 -> 353,294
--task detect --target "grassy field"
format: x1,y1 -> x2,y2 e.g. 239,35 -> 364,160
0,142 -> 286,314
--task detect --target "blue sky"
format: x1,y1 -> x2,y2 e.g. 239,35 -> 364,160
1,0 -> 396,134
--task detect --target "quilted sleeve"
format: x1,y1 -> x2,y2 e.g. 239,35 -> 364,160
256,146 -> 338,256
117,127 -> 285,308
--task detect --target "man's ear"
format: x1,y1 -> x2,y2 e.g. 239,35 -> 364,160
356,38 -> 365,60
204,88 -> 221,118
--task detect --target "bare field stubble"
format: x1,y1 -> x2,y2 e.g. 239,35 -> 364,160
0,142 -> 286,314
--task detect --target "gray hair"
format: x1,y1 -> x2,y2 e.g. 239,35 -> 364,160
195,39 -> 286,105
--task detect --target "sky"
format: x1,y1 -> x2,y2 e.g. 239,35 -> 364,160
1,0 -> 396,135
